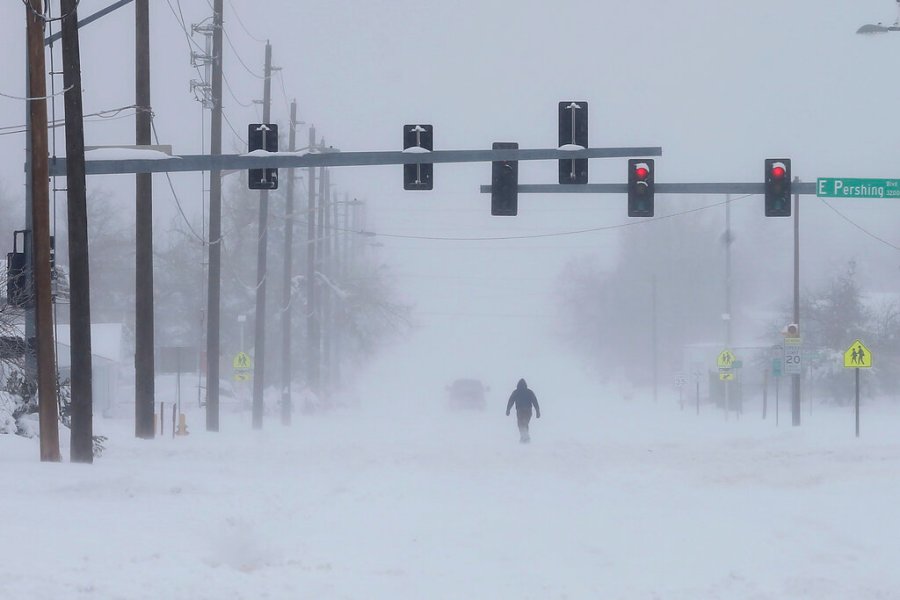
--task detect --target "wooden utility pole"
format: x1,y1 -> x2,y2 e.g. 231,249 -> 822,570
316,167 -> 327,403
205,0 -> 224,431
280,100 -> 298,426
60,0 -> 94,463
305,127 -> 319,405
251,42 -> 273,429
330,192 -> 343,390
321,174 -> 332,397
25,0 -> 60,462
134,0 -> 155,439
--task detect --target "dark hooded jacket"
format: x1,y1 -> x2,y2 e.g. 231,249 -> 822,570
507,379 -> 540,416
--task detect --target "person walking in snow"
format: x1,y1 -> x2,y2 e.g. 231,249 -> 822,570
506,378 -> 540,443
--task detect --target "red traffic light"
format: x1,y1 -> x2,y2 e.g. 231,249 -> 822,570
635,166 -> 649,179
770,164 -> 786,179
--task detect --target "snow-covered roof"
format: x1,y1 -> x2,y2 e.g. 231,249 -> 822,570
54,323 -> 124,364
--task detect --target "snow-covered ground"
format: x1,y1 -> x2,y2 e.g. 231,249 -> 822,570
3,365 -> 900,599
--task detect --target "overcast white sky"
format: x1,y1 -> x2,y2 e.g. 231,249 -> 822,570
2,0 -> 899,381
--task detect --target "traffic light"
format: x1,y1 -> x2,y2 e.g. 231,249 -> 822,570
764,158 -> 791,217
248,123 -> 278,190
491,142 -> 518,216
403,124 -> 433,190
6,230 -> 28,308
627,159 -> 655,217
558,101 -> 588,184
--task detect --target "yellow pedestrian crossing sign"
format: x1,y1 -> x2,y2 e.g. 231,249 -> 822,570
233,351 -> 253,371
719,371 -> 734,381
717,349 -> 737,369
843,340 -> 872,369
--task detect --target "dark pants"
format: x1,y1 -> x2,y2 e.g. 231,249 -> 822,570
517,410 -> 532,442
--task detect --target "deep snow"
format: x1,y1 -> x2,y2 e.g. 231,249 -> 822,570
2,360 -> 900,600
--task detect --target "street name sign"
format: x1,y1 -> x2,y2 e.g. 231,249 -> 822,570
817,178 -> 900,199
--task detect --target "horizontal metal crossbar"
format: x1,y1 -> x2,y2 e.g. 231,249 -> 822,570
478,182 -> 819,195
45,146 -> 663,177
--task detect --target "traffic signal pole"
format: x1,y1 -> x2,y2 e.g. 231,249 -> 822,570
251,42 -> 273,430
792,178 -> 801,426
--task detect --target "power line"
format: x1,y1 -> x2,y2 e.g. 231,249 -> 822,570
150,116 -> 206,243
0,84 -> 73,101
275,70 -> 293,116
216,13 -> 266,79
221,110 -> 248,146
363,195 -> 751,241
0,104 -> 141,136
222,71 -> 254,107
21,0 -> 80,22
821,199 -> 900,252
224,0 -> 267,43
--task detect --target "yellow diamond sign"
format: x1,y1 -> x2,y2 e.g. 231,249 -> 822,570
233,351 -> 253,371
843,340 -> 872,369
717,349 -> 737,369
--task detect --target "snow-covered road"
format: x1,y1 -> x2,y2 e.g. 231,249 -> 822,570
3,389 -> 900,599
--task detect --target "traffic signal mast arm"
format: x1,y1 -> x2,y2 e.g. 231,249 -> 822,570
47,146 -> 663,176
479,182 -> 818,194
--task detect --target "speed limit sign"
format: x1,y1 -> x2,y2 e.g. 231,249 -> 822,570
783,337 -> 802,375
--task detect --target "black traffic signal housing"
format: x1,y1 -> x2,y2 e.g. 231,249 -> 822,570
491,142 -> 518,216
627,159 -> 655,217
764,158 -> 791,217
558,101 -> 588,184
248,123 -> 278,190
403,124 -> 433,190
6,230 -> 28,308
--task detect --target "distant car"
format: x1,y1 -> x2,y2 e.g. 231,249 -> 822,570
446,378 -> 489,410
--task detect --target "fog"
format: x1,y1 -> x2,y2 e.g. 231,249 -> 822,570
3,3 -> 899,376
2,2 -> 900,597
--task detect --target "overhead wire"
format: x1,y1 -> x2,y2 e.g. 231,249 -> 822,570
221,110 -> 248,146
222,71 -> 254,108
220,21 -> 266,79
820,199 -> 900,252
275,70 -> 293,116
150,115 -> 206,243
361,195 -> 752,241
0,104 -> 140,136
225,0 -> 267,43
164,0 -> 250,149
21,0 -> 80,22
0,85 -> 73,101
